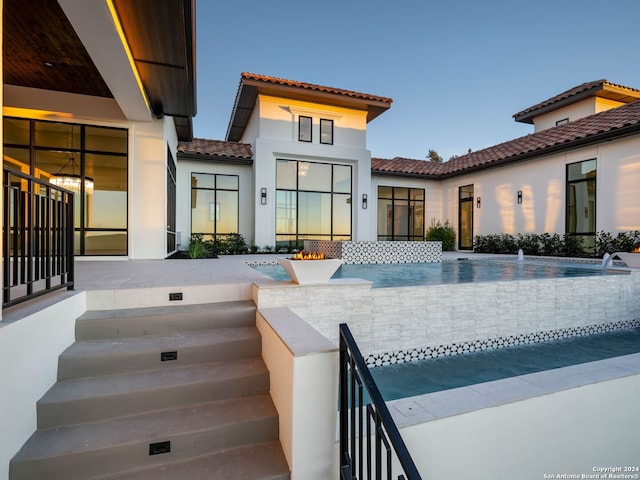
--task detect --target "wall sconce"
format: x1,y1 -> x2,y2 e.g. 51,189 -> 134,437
362,194 -> 368,209
261,188 -> 267,205
517,191 -> 522,204
476,197 -> 481,208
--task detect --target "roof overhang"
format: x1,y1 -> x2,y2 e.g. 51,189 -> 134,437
4,0 -> 197,141
514,82 -> 640,125
226,76 -> 392,142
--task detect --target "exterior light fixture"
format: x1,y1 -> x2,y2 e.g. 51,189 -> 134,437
476,197 -> 481,208
362,194 -> 368,209
261,188 -> 267,205
517,191 -> 522,204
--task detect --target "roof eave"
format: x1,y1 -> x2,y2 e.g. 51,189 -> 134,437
513,84 -> 603,124
225,77 -> 392,142
177,151 -> 254,165
441,122 -> 640,178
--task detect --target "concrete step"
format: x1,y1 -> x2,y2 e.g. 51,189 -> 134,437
96,442 -> 290,480
76,301 -> 256,340
38,357 -> 269,428
58,326 -> 261,380
10,395 -> 280,480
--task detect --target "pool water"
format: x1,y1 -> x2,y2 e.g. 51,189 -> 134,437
370,328 -> 640,401
252,259 -> 609,288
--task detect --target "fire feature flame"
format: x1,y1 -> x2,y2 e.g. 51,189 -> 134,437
291,251 -> 326,260
632,245 -> 640,253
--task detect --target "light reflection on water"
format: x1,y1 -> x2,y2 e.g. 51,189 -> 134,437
252,259 -> 607,288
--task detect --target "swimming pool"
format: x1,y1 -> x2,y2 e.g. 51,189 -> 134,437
252,259 -> 610,287
371,328 -> 640,401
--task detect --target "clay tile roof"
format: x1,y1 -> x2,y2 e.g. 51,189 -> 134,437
443,99 -> 640,176
513,80 -> 640,124
241,72 -> 393,104
177,138 -> 253,161
371,157 -> 444,177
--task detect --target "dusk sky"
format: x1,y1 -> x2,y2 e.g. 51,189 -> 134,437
193,0 -> 640,161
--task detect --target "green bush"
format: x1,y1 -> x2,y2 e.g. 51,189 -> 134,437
187,234 -> 213,259
425,220 -> 456,251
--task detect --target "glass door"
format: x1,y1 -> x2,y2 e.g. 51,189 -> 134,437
458,185 -> 474,250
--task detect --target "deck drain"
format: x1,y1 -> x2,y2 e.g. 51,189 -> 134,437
149,441 -> 171,456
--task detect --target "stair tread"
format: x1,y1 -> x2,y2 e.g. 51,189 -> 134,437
14,395 -> 277,462
41,357 -> 267,404
97,442 -> 289,480
77,301 -> 255,322
63,326 -> 259,359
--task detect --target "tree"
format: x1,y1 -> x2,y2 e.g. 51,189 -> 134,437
427,149 -> 443,163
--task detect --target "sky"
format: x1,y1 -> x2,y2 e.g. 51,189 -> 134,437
193,0 -> 640,162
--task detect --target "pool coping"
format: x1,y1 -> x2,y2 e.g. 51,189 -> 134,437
387,352 -> 640,428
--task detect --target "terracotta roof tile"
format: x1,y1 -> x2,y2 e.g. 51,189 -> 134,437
371,157 -> 444,176
373,101 -> 640,178
513,80 -> 640,123
241,72 -> 393,104
177,138 -> 253,160
445,100 -> 640,175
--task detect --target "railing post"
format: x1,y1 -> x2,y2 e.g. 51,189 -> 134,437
338,323 -> 422,480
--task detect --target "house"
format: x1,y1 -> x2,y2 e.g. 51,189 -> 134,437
178,78 -> 640,253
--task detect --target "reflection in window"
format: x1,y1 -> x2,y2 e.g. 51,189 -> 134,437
320,119 -> 333,144
191,173 -> 239,240
276,160 -> 351,248
566,159 -> 596,252
377,186 -> 425,241
299,116 -> 312,142
3,117 -> 128,255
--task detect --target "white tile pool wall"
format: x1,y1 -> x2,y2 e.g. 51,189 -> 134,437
254,271 -> 640,364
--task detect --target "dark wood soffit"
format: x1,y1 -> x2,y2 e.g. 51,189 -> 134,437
112,0 -> 197,120
3,0 -> 112,97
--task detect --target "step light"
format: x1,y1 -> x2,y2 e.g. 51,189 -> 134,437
169,292 -> 183,301
161,351 -> 178,362
149,441 -> 171,456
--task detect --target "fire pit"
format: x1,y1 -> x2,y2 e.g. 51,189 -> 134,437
277,251 -> 343,284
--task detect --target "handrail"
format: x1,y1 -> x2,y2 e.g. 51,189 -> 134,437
3,167 -> 75,308
339,323 -> 422,480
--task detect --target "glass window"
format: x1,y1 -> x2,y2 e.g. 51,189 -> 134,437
320,118 -> 333,144
3,118 -> 30,145
298,162 -> 331,191
276,160 -> 351,248
299,116 -> 312,142
376,186 -> 425,241
566,159 -> 596,252
190,172 -> 239,238
4,118 -> 128,255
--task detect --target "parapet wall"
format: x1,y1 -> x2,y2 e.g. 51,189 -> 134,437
304,240 -> 442,264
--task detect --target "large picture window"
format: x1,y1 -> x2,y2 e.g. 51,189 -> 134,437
566,159 -> 596,251
3,117 -> 128,255
276,160 -> 351,248
191,173 -> 239,240
377,186 -> 425,241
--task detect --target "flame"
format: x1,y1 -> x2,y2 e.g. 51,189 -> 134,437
633,245 -> 640,253
291,250 -> 326,260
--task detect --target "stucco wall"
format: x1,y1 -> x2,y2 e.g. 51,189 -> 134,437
0,292 -> 86,480
437,136 -> 640,239
245,95 -> 373,246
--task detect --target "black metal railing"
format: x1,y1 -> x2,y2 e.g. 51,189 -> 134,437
3,167 -> 75,308
339,323 -> 422,480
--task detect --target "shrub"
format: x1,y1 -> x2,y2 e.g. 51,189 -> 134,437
425,220 -> 456,251
187,234 -> 211,259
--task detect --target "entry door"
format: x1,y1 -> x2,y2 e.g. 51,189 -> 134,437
458,185 -> 474,250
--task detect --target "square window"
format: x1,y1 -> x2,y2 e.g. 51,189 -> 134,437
299,116 -> 312,142
320,118 -> 333,144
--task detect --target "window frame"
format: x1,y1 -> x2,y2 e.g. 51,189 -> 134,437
298,116 -> 312,142
565,159 -> 597,251
376,186 -> 425,241
320,118 -> 334,145
190,172 -> 240,240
